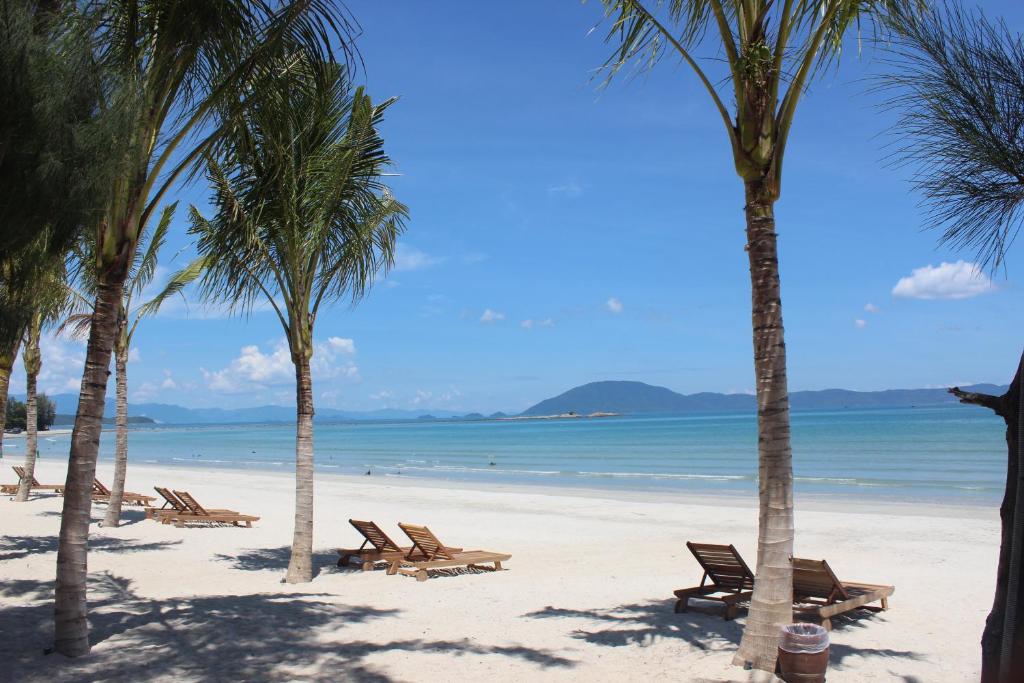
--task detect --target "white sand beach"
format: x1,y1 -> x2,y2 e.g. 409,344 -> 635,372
0,459 -> 997,682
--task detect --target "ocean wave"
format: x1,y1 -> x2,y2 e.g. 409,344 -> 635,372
577,471 -> 749,481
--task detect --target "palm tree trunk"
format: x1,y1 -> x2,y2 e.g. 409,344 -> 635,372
285,352 -> 315,583
101,340 -> 129,527
733,179 -> 795,673
15,328 -> 41,502
54,277 -> 123,657
0,338 -> 21,461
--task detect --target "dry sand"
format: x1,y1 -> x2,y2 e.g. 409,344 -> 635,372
0,458 -> 997,682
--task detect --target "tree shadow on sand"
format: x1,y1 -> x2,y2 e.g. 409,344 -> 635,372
0,535 -> 181,562
214,545 -> 341,578
2,572 -> 575,682
524,599 -> 923,668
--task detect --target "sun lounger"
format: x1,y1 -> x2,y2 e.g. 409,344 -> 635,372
163,489 -> 259,527
387,523 -> 510,582
673,542 -> 755,619
1,466 -> 64,495
791,557 -> 894,630
91,478 -> 156,507
147,486 -> 237,520
338,519 -> 414,570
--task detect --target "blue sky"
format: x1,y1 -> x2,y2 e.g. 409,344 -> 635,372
13,1 -> 1024,414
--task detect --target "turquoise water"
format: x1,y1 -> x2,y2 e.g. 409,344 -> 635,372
12,405 -> 1008,503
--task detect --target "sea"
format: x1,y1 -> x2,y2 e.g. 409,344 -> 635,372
8,405 -> 1009,505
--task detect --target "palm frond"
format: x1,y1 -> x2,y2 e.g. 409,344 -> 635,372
134,255 -> 208,321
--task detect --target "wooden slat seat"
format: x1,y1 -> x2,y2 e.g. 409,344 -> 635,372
1,466 -> 64,495
672,542 -> 755,619
91,478 -> 156,507
792,557 -> 894,630
147,486 -> 236,520
337,519 -> 415,570
162,489 -> 259,527
387,523 -> 510,582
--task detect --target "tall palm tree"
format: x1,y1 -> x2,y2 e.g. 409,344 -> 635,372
62,205 -> 205,525
53,0 -> 348,657
191,59 -> 407,584
592,0 -> 920,669
15,261 -> 72,502
880,4 -> 1023,680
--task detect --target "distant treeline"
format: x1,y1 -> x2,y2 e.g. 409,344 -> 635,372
5,395 -> 57,431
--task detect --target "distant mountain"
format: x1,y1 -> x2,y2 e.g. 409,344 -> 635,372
521,380 -> 1010,416
30,394 -> 467,424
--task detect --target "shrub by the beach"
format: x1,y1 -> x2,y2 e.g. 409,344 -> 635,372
5,395 -> 56,432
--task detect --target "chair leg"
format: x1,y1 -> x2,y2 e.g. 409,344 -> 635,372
416,569 -> 428,582
725,603 -> 738,621
362,560 -> 374,571
337,554 -> 350,568
493,561 -> 502,571
881,597 -> 889,610
674,597 -> 689,614
821,618 -> 832,631
386,561 -> 399,576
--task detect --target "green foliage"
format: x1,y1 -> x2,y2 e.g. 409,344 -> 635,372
880,1 -> 1024,270
5,394 -> 56,431
190,57 -> 407,347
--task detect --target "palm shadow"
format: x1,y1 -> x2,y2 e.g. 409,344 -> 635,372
0,535 -> 181,562
525,598 -> 923,667
2,572 -> 575,682
214,545 -> 340,578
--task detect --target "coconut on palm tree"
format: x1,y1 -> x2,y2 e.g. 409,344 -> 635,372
62,204 -> 205,525
190,58 -> 407,584
592,0 -> 921,670
52,0 -> 349,657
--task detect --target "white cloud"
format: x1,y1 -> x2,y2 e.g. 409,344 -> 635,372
854,319 -> 867,329
547,181 -> 583,198
393,245 -> 443,272
864,303 -> 880,313
606,297 -> 624,314
326,337 -> 355,355
369,390 -> 393,401
892,261 -> 995,300
521,318 -> 555,330
9,334 -> 87,396
128,347 -> 141,363
480,308 -> 505,324
204,338 -> 359,394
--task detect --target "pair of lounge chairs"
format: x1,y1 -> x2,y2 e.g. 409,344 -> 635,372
338,519 -> 510,582
2,467 -> 154,508
1,466 -> 64,495
675,541 -> 894,630
148,486 -> 259,527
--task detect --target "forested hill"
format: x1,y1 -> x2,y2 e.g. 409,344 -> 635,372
520,380 -> 1010,416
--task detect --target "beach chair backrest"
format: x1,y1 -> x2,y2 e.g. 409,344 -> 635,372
93,479 -> 112,495
687,542 -> 755,592
154,487 -> 185,511
173,490 -> 209,516
398,523 -> 455,561
792,558 -> 849,603
350,519 -> 402,552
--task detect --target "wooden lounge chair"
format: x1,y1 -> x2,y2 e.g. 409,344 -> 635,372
1,466 -> 64,495
147,486 -> 237,520
164,489 -> 259,528
91,478 -> 156,507
387,523 -> 510,582
673,541 -> 755,619
792,557 -> 894,630
338,519 -> 413,570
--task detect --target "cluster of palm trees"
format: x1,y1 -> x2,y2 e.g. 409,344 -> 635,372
1,0 -> 403,657
1,0 -> 1021,678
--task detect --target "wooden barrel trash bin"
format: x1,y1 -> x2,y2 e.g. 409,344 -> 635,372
777,623 -> 830,683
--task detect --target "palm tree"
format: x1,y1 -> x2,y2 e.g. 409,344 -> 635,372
62,205 -> 205,525
191,59 -> 407,584
52,0 -> 349,657
592,0 -> 920,669
880,4 -> 1023,680
15,262 -> 72,502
